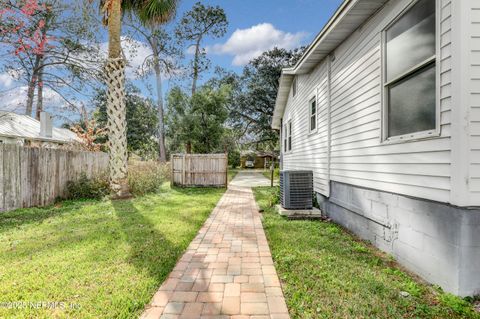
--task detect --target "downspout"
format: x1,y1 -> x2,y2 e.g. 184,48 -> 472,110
326,55 -> 333,197
279,118 -> 283,170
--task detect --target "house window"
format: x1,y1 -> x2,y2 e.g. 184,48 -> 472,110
383,0 -> 436,139
288,121 -> 292,151
283,123 -> 287,152
309,97 -> 317,132
292,77 -> 297,97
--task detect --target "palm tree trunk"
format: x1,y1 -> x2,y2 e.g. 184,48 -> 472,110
151,37 -> 167,163
106,0 -> 130,198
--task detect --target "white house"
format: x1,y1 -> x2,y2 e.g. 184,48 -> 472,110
0,111 -> 80,147
272,0 -> 479,296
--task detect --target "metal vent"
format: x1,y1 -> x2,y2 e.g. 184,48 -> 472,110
280,170 -> 313,210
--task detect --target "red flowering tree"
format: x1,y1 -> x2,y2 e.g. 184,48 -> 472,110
0,0 -> 50,116
0,0 -> 101,119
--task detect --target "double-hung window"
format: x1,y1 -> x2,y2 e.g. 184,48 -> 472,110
309,97 -> 317,132
288,121 -> 292,151
383,0 -> 437,140
283,123 -> 287,152
292,77 -> 297,97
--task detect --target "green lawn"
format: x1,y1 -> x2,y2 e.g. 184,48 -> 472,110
262,168 -> 279,182
228,168 -> 239,182
0,184 -> 224,319
253,186 -> 480,319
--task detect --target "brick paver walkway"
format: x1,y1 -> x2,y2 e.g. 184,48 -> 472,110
141,173 -> 290,319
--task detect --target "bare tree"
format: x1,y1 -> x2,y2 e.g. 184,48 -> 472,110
175,2 -> 227,95
126,21 -> 181,162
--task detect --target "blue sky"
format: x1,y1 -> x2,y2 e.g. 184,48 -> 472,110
176,0 -> 342,73
0,0 -> 343,123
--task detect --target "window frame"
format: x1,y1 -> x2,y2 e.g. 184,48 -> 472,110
283,122 -> 288,153
287,120 -> 292,152
380,0 -> 441,144
308,95 -> 317,134
292,77 -> 297,97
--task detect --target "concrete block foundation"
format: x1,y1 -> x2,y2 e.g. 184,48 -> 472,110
323,181 -> 480,297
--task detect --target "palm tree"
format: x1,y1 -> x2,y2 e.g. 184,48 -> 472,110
100,0 -> 177,197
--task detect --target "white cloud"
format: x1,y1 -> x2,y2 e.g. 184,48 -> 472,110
0,86 -> 64,113
209,23 -> 307,66
0,73 -> 14,88
0,69 -> 22,88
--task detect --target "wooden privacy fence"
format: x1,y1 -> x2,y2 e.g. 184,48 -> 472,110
0,144 -> 108,212
171,153 -> 228,187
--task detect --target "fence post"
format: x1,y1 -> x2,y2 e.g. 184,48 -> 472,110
182,154 -> 186,186
170,155 -> 175,187
225,153 -> 228,188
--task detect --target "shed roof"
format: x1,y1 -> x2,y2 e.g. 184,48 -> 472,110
0,111 -> 81,143
272,0 -> 389,129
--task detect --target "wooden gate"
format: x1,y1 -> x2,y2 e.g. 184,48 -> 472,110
171,154 -> 228,187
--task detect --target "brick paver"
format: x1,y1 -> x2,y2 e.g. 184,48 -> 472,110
141,172 -> 290,319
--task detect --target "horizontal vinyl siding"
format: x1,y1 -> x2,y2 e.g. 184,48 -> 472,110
281,0 -> 453,203
283,63 -> 330,196
470,2 -> 480,196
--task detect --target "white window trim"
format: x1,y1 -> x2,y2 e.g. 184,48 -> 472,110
292,77 -> 297,98
380,0 -> 441,144
287,120 -> 292,152
308,95 -> 318,135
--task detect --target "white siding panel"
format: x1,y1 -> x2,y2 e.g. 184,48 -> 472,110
470,2 -> 480,196
328,0 -> 452,202
283,62 -> 331,196
281,0 -> 454,203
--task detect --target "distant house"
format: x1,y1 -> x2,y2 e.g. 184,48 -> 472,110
240,151 -> 277,169
272,0 -> 479,296
0,111 -> 80,148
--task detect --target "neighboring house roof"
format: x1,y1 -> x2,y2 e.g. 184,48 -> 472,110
272,0 -> 389,129
240,150 -> 278,158
0,111 -> 81,143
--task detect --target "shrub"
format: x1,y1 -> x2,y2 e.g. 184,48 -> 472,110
269,186 -> 280,207
128,161 -> 170,196
66,173 -> 110,200
228,150 -> 241,168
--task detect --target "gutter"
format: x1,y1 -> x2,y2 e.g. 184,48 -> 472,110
289,0 -> 354,74
0,133 -> 75,144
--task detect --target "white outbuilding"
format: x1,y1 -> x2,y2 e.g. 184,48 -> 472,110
0,111 -> 80,147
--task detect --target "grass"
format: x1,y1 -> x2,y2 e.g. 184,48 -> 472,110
262,168 -> 279,181
0,184 -> 225,319
228,168 -> 239,182
253,186 -> 480,319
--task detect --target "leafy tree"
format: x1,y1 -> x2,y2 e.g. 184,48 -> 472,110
229,47 -> 305,150
164,86 -> 194,153
96,0 -> 177,197
228,149 -> 240,168
175,2 -> 227,94
93,84 -> 159,159
165,85 -> 230,154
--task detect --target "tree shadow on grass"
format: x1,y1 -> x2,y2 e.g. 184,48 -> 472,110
0,199 -> 101,233
111,198 -> 181,283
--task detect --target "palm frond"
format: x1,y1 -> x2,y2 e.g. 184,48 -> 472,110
123,0 -> 178,25
97,0 -> 178,26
